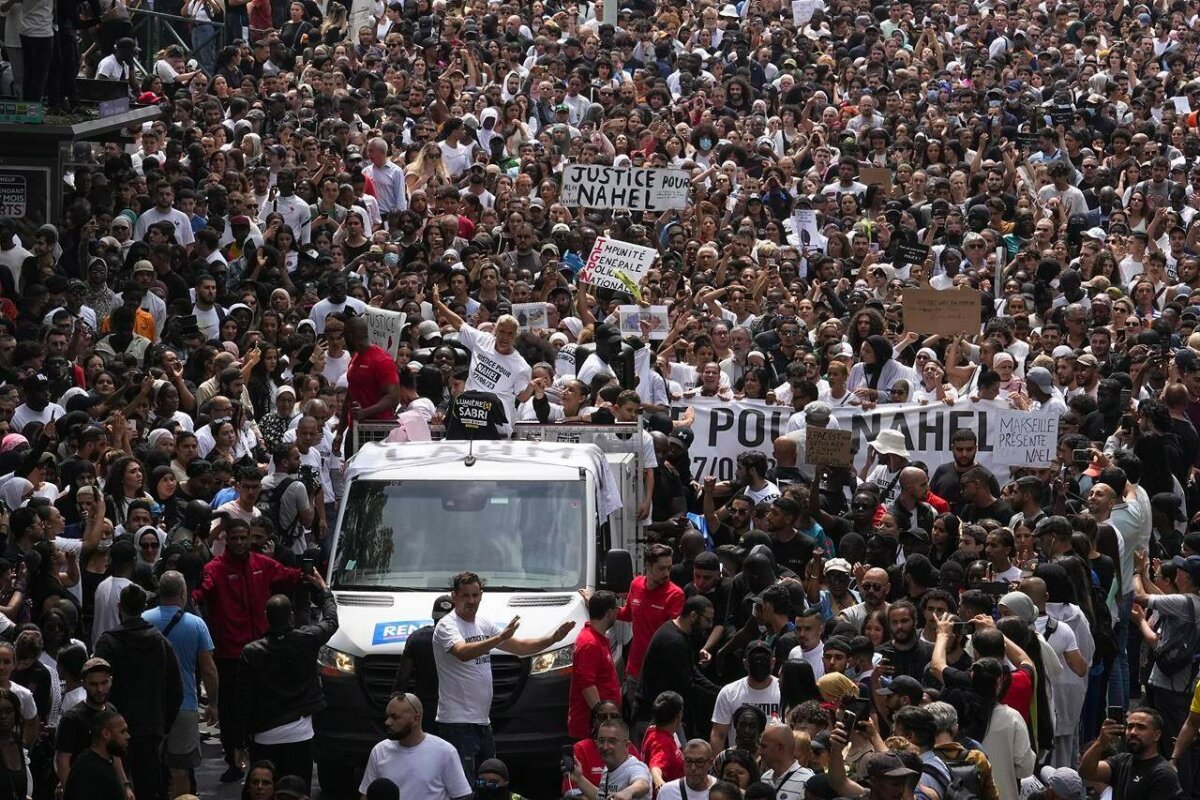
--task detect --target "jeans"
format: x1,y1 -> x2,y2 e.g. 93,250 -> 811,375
18,35 -> 51,103
190,21 -> 218,74
438,722 -> 495,781
1108,593 -> 1132,709
248,739 -> 313,792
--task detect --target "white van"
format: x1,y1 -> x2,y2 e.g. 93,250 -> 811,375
312,438 -> 639,794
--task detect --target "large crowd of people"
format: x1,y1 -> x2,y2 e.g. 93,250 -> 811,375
3,0 -> 1200,796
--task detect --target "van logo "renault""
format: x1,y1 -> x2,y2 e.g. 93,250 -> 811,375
371,620 -> 432,645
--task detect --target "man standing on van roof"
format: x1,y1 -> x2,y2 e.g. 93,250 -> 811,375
433,571 -> 575,778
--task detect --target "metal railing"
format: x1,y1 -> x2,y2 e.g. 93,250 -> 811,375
126,6 -> 228,74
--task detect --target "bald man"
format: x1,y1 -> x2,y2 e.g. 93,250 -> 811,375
891,467 -> 937,535
760,724 -> 814,798
1021,576 -> 1089,769
838,568 -> 891,633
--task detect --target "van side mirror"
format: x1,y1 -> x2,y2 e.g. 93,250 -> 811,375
602,549 -> 634,594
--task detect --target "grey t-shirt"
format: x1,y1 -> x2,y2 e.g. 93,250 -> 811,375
261,472 -> 311,553
598,756 -> 652,800
1146,593 -> 1200,692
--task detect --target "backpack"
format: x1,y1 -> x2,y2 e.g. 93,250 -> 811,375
257,476 -> 301,546
1154,595 -> 1200,676
921,754 -> 984,800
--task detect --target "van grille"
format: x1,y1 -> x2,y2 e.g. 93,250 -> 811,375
357,654 -> 528,712
508,595 -> 573,607
334,593 -> 395,607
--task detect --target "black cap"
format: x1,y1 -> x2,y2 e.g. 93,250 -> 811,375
432,594 -> 453,619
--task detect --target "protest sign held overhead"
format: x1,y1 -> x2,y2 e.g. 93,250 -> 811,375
364,307 -> 407,358
805,427 -> 854,468
560,164 -> 690,211
902,287 -> 981,338
579,237 -> 658,293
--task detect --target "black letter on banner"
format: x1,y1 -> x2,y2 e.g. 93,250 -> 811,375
916,410 -> 942,453
768,409 -> 787,441
739,409 -> 767,448
851,413 -> 881,450
710,409 -> 735,446
893,412 -> 914,446
975,410 -> 992,453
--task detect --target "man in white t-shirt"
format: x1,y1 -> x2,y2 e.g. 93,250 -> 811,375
11,374 -> 65,434
433,286 -> 534,430
568,718 -> 652,800
307,273 -> 366,334
359,693 -> 472,800
433,571 -> 574,776
657,740 -> 718,800
133,182 -> 195,246
710,640 -> 781,751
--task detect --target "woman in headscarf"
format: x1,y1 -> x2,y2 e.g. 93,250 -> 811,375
148,466 -> 181,531
134,525 -> 163,572
847,335 -> 916,403
1033,562 -> 1094,768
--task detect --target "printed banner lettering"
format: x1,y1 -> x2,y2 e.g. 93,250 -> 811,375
560,164 -> 690,211
579,237 -> 658,293
676,398 -> 1048,482
365,307 -> 407,358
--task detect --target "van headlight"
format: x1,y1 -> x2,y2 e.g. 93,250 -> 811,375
318,646 -> 356,676
531,644 -> 574,674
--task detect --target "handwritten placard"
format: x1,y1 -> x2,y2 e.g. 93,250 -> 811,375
365,307 -> 407,357
805,426 -> 853,468
902,287 -> 981,338
992,408 -> 1059,467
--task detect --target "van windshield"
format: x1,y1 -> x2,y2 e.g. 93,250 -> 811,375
332,479 -> 587,591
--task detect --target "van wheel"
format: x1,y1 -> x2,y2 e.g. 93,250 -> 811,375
316,759 -> 357,799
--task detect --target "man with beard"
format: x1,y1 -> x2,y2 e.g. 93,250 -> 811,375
11,373 -> 65,432
1081,708 -> 1183,800
838,567 -> 891,633
930,429 -> 1001,513
876,601 -> 933,681
637,596 -> 719,731
56,659 -> 131,796
63,709 -> 130,800
359,693 -> 472,800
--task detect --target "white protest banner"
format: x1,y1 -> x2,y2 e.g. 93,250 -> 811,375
992,408 -> 1058,467
560,164 -> 691,211
579,237 -> 658,293
675,398 -> 1046,482
512,303 -> 548,331
792,0 -> 817,24
365,307 -> 407,358
618,305 -> 670,339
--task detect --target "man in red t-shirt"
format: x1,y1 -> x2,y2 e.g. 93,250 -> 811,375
568,590 -> 622,740
616,544 -> 685,708
333,314 -> 400,455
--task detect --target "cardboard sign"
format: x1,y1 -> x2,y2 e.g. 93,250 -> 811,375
364,307 -> 407,358
579,237 -> 658,293
897,243 -> 931,266
512,303 -> 548,331
792,0 -> 818,25
618,305 -> 670,339
859,167 -> 893,194
560,164 -> 690,211
902,287 -> 981,338
992,408 -> 1059,467
805,426 -> 853,468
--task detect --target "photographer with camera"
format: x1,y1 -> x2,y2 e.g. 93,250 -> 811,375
260,444 -> 318,559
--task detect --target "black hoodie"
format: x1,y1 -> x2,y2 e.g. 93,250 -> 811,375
94,618 -> 183,738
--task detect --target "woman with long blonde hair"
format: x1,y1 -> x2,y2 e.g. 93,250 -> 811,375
405,141 -> 451,193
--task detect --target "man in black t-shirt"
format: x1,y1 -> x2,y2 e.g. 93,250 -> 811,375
1080,708 -> 1183,800
56,657 -> 125,797
876,601 -> 933,682
392,594 -> 453,734
63,708 -> 128,800
764,497 -> 816,577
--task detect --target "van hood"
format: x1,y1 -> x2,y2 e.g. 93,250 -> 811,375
326,590 -> 587,656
